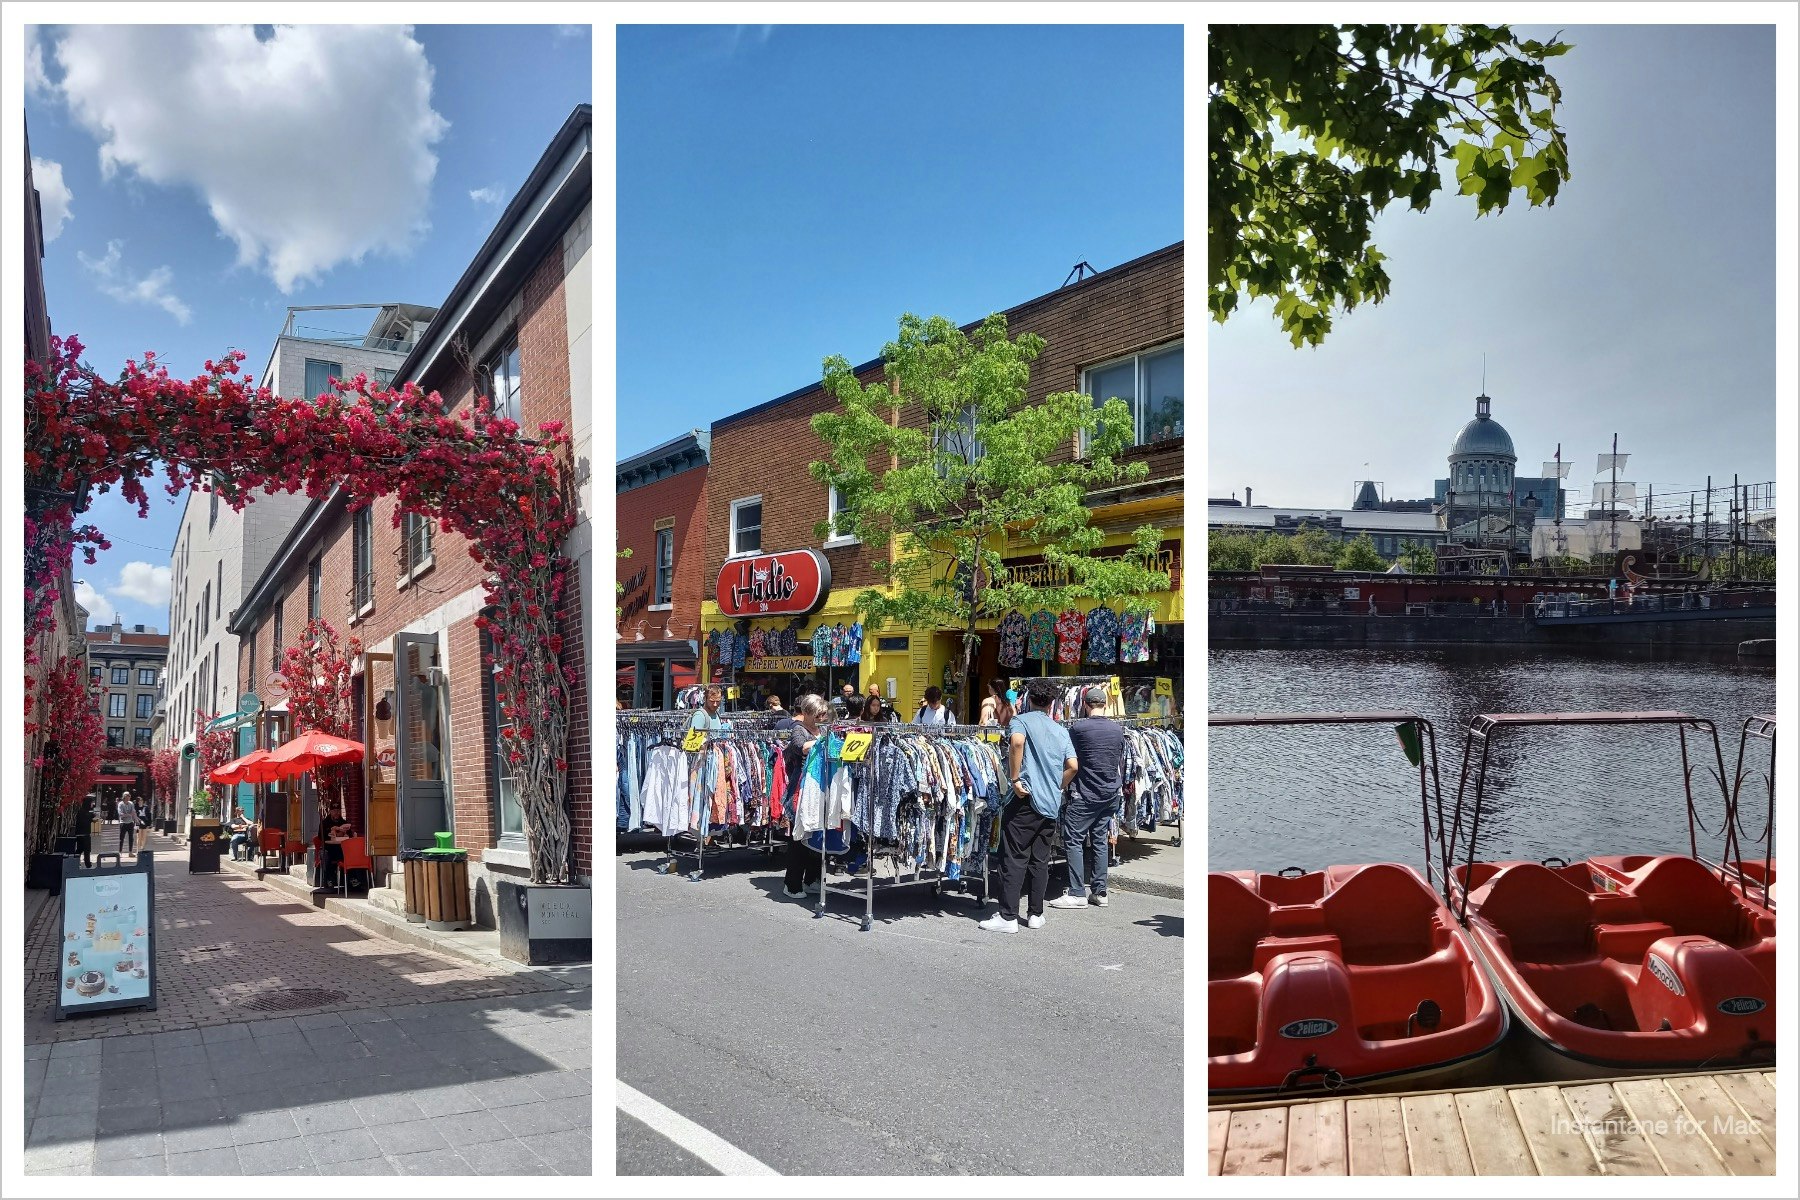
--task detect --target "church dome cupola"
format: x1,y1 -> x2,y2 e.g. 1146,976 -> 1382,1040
1450,392 -> 1517,461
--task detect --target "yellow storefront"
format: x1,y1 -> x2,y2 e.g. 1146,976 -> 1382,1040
700,505 -> 1185,722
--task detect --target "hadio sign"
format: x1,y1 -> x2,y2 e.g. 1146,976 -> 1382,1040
716,549 -> 832,617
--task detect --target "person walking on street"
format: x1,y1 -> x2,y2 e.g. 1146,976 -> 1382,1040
1050,685 -> 1123,909
780,696 -> 830,898
981,679 -> 1076,934
75,792 -> 97,868
914,686 -> 950,726
116,792 -> 140,855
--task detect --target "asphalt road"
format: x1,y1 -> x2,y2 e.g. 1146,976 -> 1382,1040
615,845 -> 1184,1176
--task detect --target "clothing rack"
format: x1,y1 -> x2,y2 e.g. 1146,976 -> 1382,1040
1116,715 -> 1184,850
807,721 -> 1002,932
617,710 -> 789,881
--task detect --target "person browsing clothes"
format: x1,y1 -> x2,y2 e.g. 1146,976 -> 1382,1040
1049,685 -> 1123,909
780,695 -> 831,898
981,679 -> 1076,934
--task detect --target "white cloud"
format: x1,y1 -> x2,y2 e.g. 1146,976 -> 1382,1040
74,580 -> 116,625
31,156 -> 71,241
469,184 -> 504,206
78,240 -> 193,325
46,25 -> 448,293
553,25 -> 586,41
113,561 -> 173,607
25,26 -> 50,95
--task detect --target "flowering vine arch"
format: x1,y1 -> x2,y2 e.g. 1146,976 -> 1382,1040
26,336 -> 577,883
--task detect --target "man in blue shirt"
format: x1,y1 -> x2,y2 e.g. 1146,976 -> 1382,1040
981,679 -> 1077,934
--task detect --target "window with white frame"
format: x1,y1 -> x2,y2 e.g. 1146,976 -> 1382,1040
934,405 -> 983,469
729,496 -> 762,557
1082,341 -> 1183,448
826,484 -> 859,544
304,358 -> 343,400
652,523 -> 674,606
352,508 -> 374,612
486,341 -> 522,424
402,512 -> 433,574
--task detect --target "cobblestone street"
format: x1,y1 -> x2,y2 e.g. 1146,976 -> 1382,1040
24,836 -> 591,1176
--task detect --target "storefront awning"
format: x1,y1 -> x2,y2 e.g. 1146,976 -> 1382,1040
95,774 -> 137,784
616,639 -> 698,661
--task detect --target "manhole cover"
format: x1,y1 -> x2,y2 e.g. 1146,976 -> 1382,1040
238,988 -> 347,1012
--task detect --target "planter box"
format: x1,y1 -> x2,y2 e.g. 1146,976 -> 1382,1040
27,852 -> 67,894
496,880 -> 591,965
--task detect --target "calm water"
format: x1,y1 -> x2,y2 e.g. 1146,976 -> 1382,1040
1209,646 -> 1775,874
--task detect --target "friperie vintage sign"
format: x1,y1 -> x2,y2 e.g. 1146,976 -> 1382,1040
716,549 -> 831,617
1000,539 -> 1182,592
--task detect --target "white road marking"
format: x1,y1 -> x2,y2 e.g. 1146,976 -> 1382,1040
1103,963 -> 1124,971
617,1080 -> 780,1176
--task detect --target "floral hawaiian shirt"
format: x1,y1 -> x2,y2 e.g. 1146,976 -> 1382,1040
997,610 -> 1027,669
1025,610 -> 1057,661
1084,606 -> 1120,664
1119,607 -> 1153,664
1054,610 -> 1086,664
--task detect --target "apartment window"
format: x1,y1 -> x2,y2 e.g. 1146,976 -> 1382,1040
272,603 -> 284,668
107,727 -> 124,748
134,728 -> 153,749
934,405 -> 984,468
304,358 -> 343,399
246,629 -> 257,684
216,561 -> 223,616
202,584 -> 211,636
374,368 -> 396,389
1083,341 -> 1184,448
110,666 -> 129,685
729,497 -> 762,557
486,340 -> 523,424
652,524 -> 674,606
485,634 -> 524,844
826,485 -> 859,545
90,666 -> 102,683
109,693 -> 127,718
209,486 -> 219,529
308,558 -> 322,620
402,512 -> 433,574
137,668 -> 156,686
352,507 -> 374,612
135,694 -> 153,719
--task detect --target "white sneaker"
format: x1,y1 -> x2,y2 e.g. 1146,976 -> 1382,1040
1026,914 -> 1046,929
782,886 -> 805,898
979,914 -> 1019,934
1047,895 -> 1088,909
805,881 -> 821,895
1089,893 -> 1109,907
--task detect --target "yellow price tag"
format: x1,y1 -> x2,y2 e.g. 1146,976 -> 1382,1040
983,730 -> 1002,743
1153,677 -> 1173,699
839,732 -> 872,762
682,729 -> 707,752
726,686 -> 740,700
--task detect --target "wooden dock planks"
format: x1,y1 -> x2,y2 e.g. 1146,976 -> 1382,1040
1213,1070 -> 1776,1177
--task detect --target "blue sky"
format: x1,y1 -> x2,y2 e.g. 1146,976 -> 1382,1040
26,23 -> 591,633
1209,24 -> 1778,513
616,24 -> 1184,456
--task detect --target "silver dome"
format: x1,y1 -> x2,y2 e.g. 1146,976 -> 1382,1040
1449,414 -> 1516,460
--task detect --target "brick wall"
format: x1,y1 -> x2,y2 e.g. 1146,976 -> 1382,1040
703,244 -> 1184,598
235,230 -> 588,875
617,464 -> 708,640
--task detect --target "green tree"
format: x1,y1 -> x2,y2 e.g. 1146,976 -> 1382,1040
1336,532 -> 1389,571
1210,24 -> 1572,346
1267,524 -> 1343,567
1209,530 -> 1262,571
811,313 -> 1170,719
1397,539 -> 1438,573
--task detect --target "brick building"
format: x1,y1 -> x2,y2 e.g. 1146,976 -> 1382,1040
86,620 -> 170,802
699,243 -> 1185,719
226,105 -> 593,923
616,431 -> 709,708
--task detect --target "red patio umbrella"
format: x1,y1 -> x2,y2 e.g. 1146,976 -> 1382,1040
210,749 -> 284,785
266,731 -> 366,774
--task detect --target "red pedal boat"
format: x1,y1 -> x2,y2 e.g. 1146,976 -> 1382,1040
1210,713 -> 1508,1099
1446,712 -> 1777,1075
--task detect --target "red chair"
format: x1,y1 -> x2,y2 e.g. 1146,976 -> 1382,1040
257,828 -> 287,872
337,837 -> 373,894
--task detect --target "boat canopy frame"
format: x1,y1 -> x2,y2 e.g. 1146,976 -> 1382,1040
1208,710 -> 1446,889
1721,714 -> 1776,909
1442,710 -> 1741,921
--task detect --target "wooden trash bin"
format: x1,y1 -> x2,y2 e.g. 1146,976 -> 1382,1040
404,849 -> 471,931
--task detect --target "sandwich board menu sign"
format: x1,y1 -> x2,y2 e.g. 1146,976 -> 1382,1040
56,855 -> 157,1019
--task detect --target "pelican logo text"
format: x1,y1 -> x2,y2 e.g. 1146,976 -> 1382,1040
1718,996 -> 1766,1016
1279,1019 -> 1337,1039
1647,954 -> 1685,996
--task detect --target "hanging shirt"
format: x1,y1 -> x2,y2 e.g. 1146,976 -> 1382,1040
1054,610 -> 1086,664
846,623 -> 863,664
997,610 -> 1027,669
812,625 -> 831,667
1025,610 -> 1057,661
1120,607 -> 1153,663
1084,606 -> 1120,664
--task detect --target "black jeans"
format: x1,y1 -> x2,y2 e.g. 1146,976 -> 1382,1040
997,797 -> 1055,921
76,833 -> 92,869
783,835 -> 822,891
118,823 -> 136,853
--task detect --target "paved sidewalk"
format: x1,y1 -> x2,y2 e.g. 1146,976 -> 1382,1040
1109,822 -> 1184,900
23,833 -> 591,1176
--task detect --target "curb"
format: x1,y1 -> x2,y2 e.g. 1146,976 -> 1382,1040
1107,870 -> 1184,902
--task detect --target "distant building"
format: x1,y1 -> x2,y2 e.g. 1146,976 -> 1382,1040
617,431 -> 709,709
1207,502 -> 1444,560
1431,392 -> 1565,551
87,619 -> 169,801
